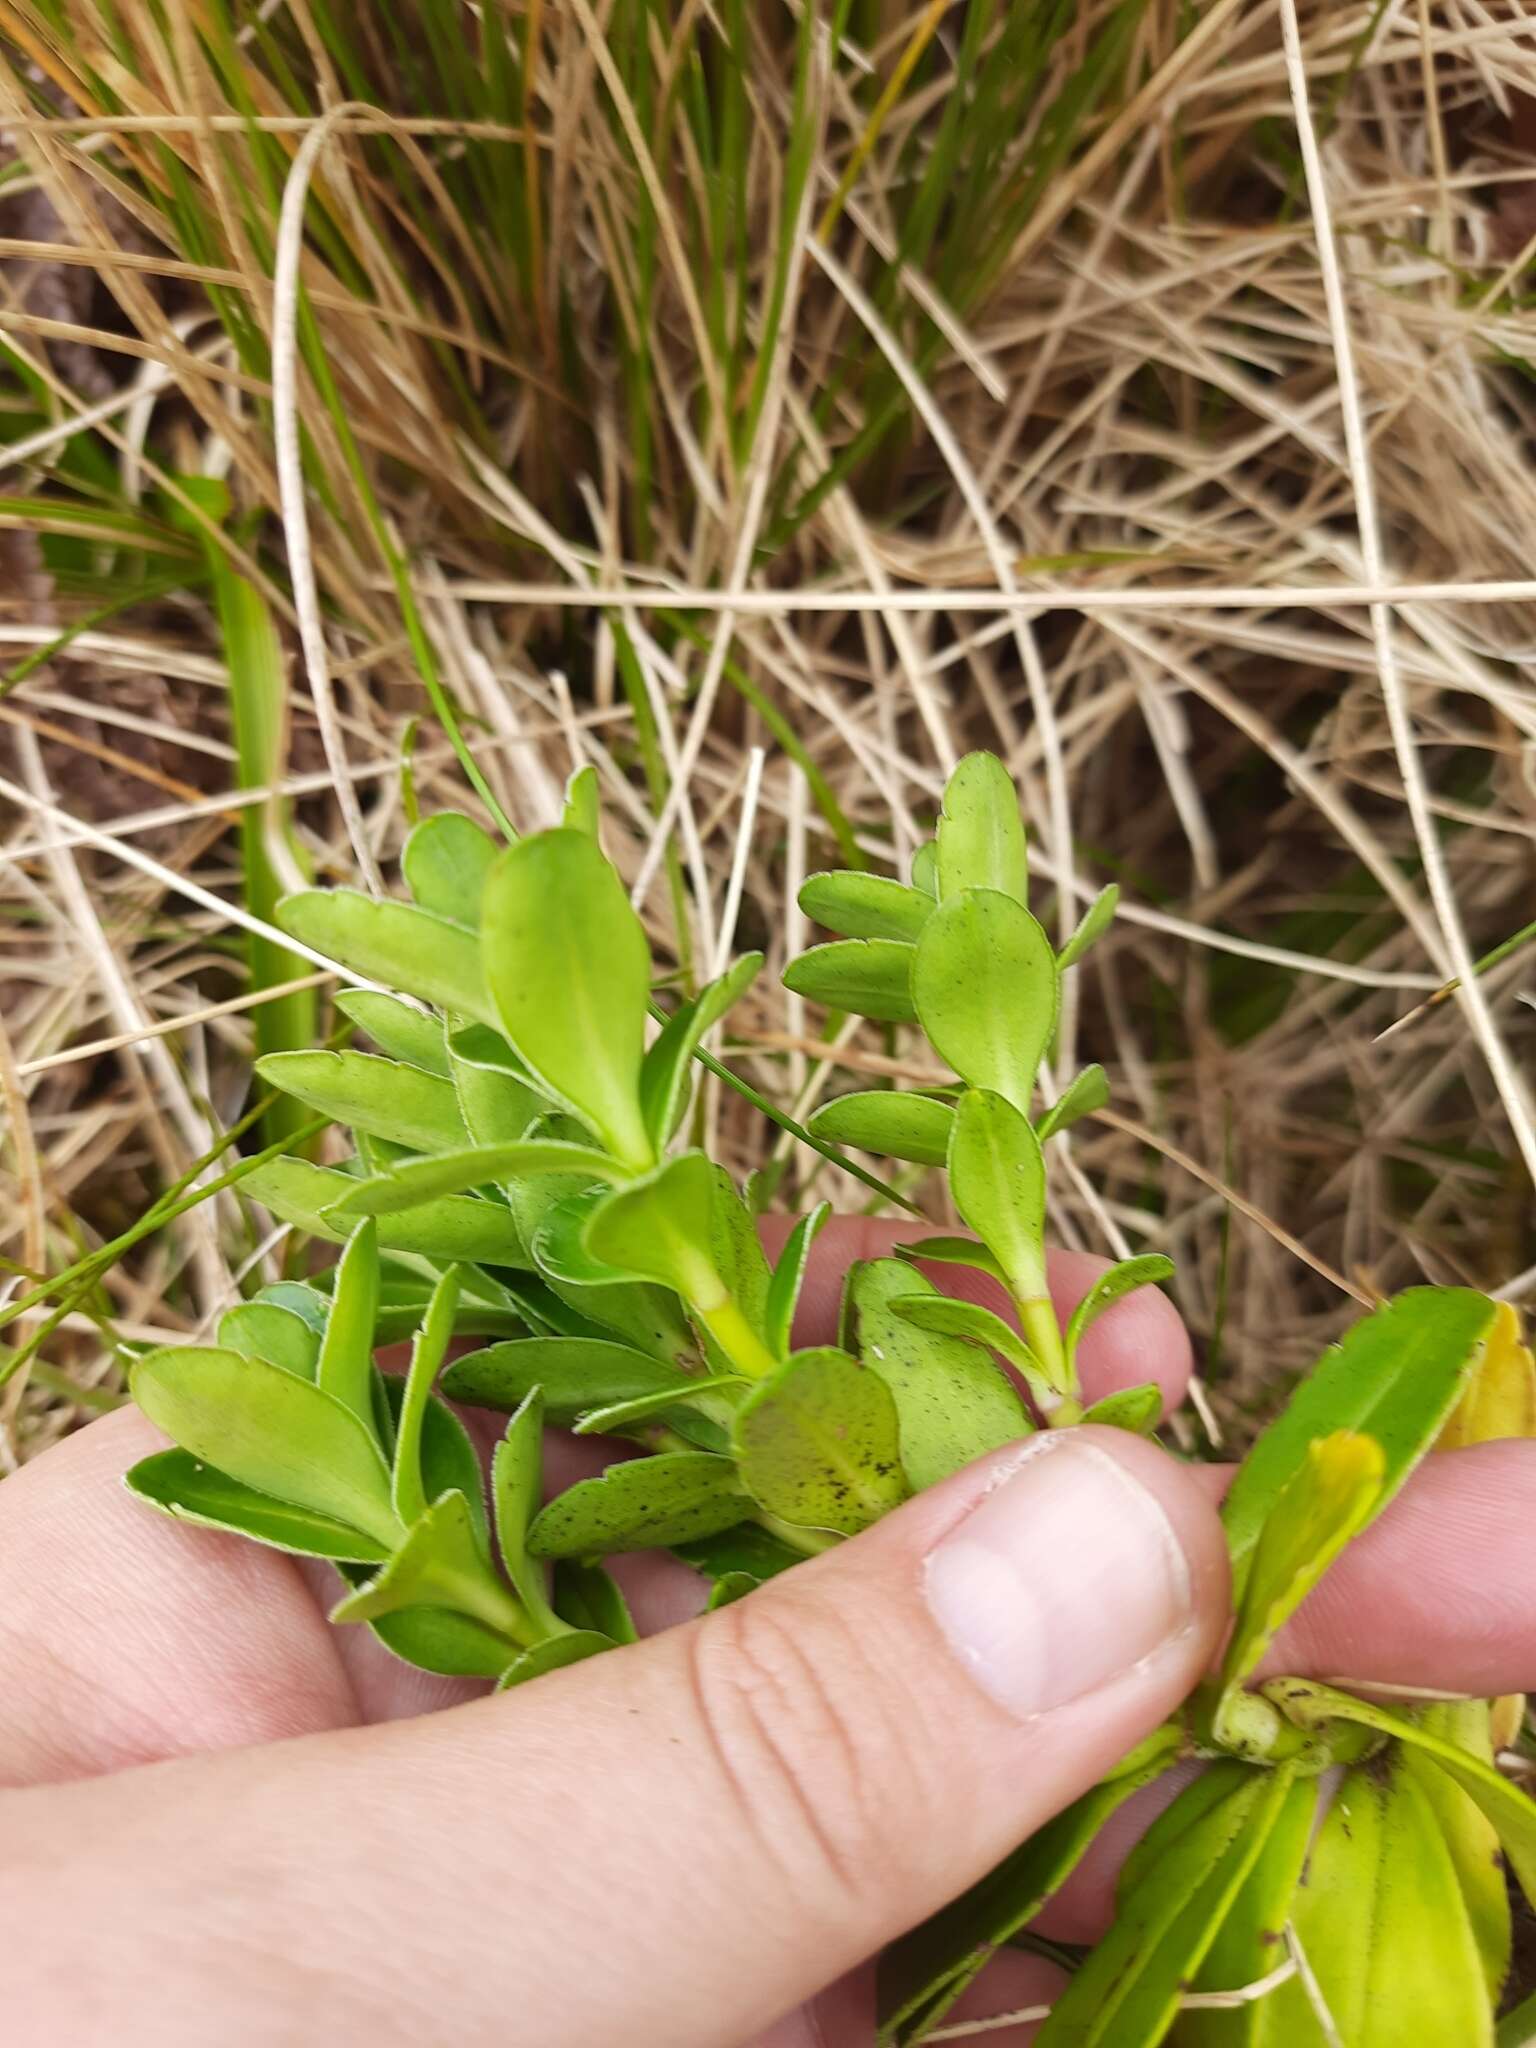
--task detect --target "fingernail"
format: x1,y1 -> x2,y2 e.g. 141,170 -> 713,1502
923,1437 -> 1194,1719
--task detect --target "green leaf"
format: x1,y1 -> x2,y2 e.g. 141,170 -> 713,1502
338,1598 -> 519,1680
1266,1680 -> 1536,1911
443,1337 -> 694,1421
482,829 -> 655,1170
334,988 -> 450,1075
1064,1255 -> 1175,1363
798,870 -> 934,942
1250,1756 -> 1497,2048
402,812 -> 499,923
316,1219 -> 380,1433
1081,1381 -> 1162,1434
242,1157 -> 531,1265
1499,1990 -> 1536,2048
216,1301 -> 319,1380
808,1091 -> 953,1167
327,1141 -> 622,1218
379,1372 -> 488,1547
891,1235 -> 1008,1287
910,840 -> 938,896
889,1291 -> 1044,1395
913,890 -> 1057,1110
1034,1764 -> 1295,2048
1036,1064 -> 1110,1142
845,1262 -> 1032,1490
734,1346 -> 906,1535
1217,1432 -> 1385,1727
672,1521 -> 804,1586
124,1448 -> 388,1563
528,1452 -> 749,1557
573,1375 -> 743,1437
765,1202 -> 831,1361
948,1089 -> 1049,1302
782,939 -> 917,1023
331,1490 -> 523,1639
392,1266 -> 462,1528
1057,883 -> 1119,970
131,1347 -> 400,1549
498,1630 -> 615,1690
708,1167 -> 774,1336
492,1390 -> 555,1621
1179,1771 -> 1319,2048
562,763 -> 601,836
582,1152 -> 726,1307
552,1559 -> 638,1643
255,1050 -> 468,1153
277,891 -> 495,1024
256,1281 -> 329,1333
447,1023 -> 544,1145
706,1571 -> 761,1610
878,1725 -> 1183,2046
1407,1704 -> 1512,2004
1222,1288 -> 1498,1604
639,953 -> 763,1148
936,751 -> 1029,904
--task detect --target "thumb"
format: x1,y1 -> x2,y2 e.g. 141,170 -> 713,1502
2,1430 -> 1227,2048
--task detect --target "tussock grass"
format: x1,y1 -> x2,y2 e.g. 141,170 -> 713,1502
1,0 -> 1535,1465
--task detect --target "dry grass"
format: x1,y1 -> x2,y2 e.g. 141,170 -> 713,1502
2,0 -> 1535,1467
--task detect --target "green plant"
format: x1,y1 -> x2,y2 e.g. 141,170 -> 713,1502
122,754 -> 1536,2045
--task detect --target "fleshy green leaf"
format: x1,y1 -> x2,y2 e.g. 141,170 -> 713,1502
256,1280 -> 329,1333
765,1202 -> 831,1361
582,1152 -> 725,1307
339,1600 -> 520,1680
1081,1381 -> 1162,1434
910,840 -> 937,896
255,1050 -> 468,1152
572,1375 -> 743,1437
1179,1770 -> 1319,2048
672,1521 -> 805,1586
498,1630 -> 615,1689
846,1261 -> 1032,1489
1407,1704 -> 1512,2004
782,938 -> 917,1023
277,890 -> 495,1024
807,1091 -> 953,1167
948,1088 -> 1049,1303
935,751 -> 1028,904
889,1291 -> 1043,1395
131,1346 -> 400,1549
639,953 -> 763,1148
378,1372 -> 488,1546
528,1452 -> 749,1557
1222,1287 -> 1498,1604
334,989 -> 450,1075
492,1390 -> 557,1623
327,1141 -> 622,1218
706,1571 -> 761,1610
241,1157 -> 531,1265
331,1490 -> 523,1639
216,1301 -> 319,1380
447,1022 -> 544,1144
913,891 -> 1056,1111
1249,1755 -> 1497,2048
708,1167 -> 773,1340
1266,1680 -> 1536,1911
562,763 -> 601,836
734,1346 -> 906,1535
315,1218 -> 380,1432
552,1559 -> 638,1643
391,1266 -> 462,1528
1057,883 -> 1119,970
891,1235 -> 1008,1287
402,812 -> 499,924
798,870 -> 934,942
1034,1764 -> 1294,2048
482,829 -> 655,1170
1036,1064 -> 1110,1143
1064,1254 -> 1175,1364
124,1448 -> 388,1563
1217,1432 -> 1384,1730
442,1337 -> 693,1421
879,1726 -> 1182,2046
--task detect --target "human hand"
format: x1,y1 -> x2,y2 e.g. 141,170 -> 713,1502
0,1221 -> 1529,2046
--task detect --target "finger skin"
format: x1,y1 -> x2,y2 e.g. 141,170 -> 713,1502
0,1433 -> 1228,2048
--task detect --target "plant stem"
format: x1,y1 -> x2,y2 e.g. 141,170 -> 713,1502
698,1296 -> 781,1381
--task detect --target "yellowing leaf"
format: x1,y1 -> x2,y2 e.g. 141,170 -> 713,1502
1441,1301 -> 1536,1448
